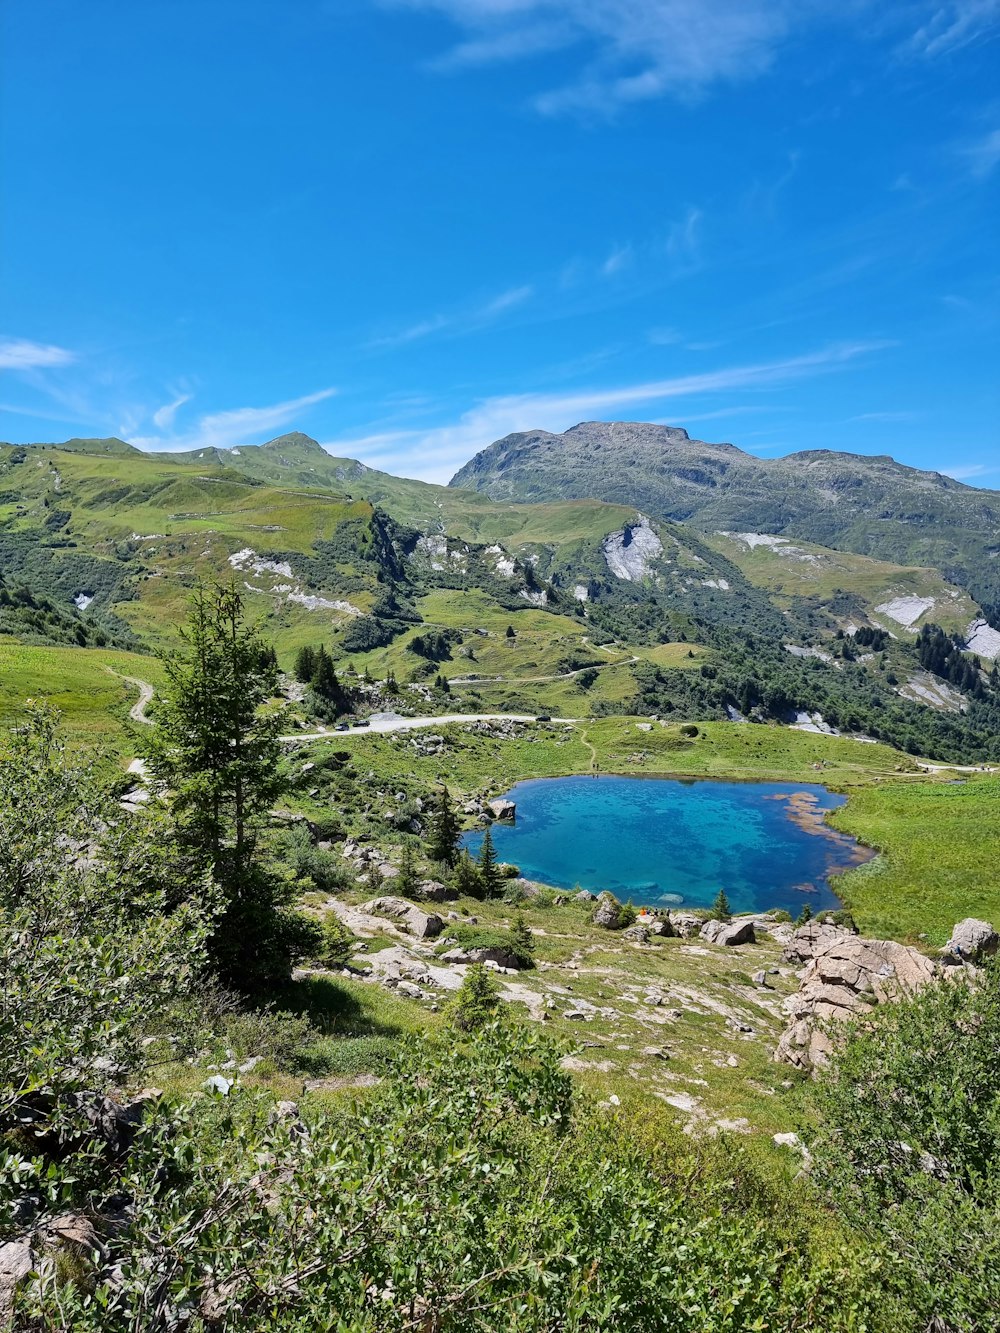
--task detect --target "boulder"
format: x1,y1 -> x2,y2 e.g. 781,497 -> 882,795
592,893 -> 623,929
574,890 -> 596,903
468,945 -> 524,970
487,798 -> 516,821
360,896 -> 444,939
716,919 -> 756,947
0,1239 -> 35,1324
670,912 -> 703,938
397,980 -> 424,999
622,923 -> 651,944
942,917 -> 998,964
416,879 -> 452,903
774,921 -> 938,1073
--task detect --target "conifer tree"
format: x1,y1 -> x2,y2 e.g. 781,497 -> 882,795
453,849 -> 482,898
477,826 -> 502,899
450,962 -> 502,1032
143,582 -> 310,990
294,644 -> 317,683
396,841 -> 420,898
510,912 -> 534,963
711,888 -> 731,921
426,785 -> 461,866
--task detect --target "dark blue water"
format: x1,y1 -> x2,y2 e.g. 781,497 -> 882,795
462,775 -> 870,914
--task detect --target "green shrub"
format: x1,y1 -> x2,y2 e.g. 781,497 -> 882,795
449,963 -> 503,1032
810,960 -> 1000,1331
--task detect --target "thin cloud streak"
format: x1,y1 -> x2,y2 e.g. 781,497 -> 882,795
0,338 -> 76,370
327,340 -> 890,482
369,283 -> 535,348
152,392 -> 193,431
134,387 -> 338,453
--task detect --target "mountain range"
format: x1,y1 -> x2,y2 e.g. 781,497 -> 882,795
449,421 -> 1000,615
2,423 -> 999,762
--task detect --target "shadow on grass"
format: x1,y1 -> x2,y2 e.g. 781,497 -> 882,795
270,975 -> 414,1038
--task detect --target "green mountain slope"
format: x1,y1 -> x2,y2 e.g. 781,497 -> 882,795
448,421 -> 1000,612
2,432 -> 999,762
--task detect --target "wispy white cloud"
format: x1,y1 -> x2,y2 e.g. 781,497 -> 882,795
134,387 -> 338,452
850,410 -> 920,422
387,1 -> 850,114
601,243 -> 632,277
0,338 -> 76,371
940,461 -> 999,480
904,0 -> 1000,57
326,340 -> 889,482
369,283 -> 534,347
959,127 -> 1000,177
152,391 -> 194,431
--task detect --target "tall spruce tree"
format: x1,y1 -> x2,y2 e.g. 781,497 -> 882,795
294,644 -> 317,683
426,785 -> 461,866
143,582 -> 311,990
477,826 -> 502,900
396,841 -> 420,898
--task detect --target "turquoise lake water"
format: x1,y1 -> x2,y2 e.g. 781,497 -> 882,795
461,775 -> 870,914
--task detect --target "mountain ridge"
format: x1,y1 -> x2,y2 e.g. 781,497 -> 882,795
447,420 -> 1000,611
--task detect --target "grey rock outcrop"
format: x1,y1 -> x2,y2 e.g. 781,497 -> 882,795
487,798 -> 516,821
360,896 -> 444,939
774,922 -> 938,1073
592,893 -> 623,929
0,1239 -> 34,1325
701,918 -> 756,946
670,912 -> 703,938
942,917 -> 998,964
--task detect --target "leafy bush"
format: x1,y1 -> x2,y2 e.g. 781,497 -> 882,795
220,1007 -> 317,1068
810,961 -> 1000,1331
18,1025 -> 902,1331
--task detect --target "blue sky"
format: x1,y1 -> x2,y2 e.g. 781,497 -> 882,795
1,0 -> 997,485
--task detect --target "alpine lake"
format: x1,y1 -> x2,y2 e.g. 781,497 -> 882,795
462,774 -> 873,915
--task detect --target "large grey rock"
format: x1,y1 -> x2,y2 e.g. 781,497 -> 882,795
621,923 -> 651,944
361,896 -> 444,939
670,912 -> 704,938
714,919 -> 756,947
0,1239 -> 34,1324
416,879 -> 452,903
774,921 -> 938,1073
467,945 -> 524,970
592,893 -> 623,929
487,798 -> 516,821
942,917 -> 998,964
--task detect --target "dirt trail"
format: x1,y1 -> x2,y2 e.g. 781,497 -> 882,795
105,669 -> 154,724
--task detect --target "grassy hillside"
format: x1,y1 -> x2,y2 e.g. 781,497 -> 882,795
0,639 -> 165,747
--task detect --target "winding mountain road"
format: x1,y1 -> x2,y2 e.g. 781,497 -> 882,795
280,712 -> 580,743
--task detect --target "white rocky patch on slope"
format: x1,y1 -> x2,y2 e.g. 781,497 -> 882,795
229,548 -> 294,579
898,673 -> 967,712
602,516 -> 663,582
73,593 -> 93,611
414,534 -> 448,570
874,596 -> 935,629
723,532 -> 818,563
573,585 -> 589,602
784,644 -> 835,664
702,578 -> 729,590
228,548 -> 360,616
520,588 -> 548,607
964,619 -> 1000,660
485,544 -> 517,578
